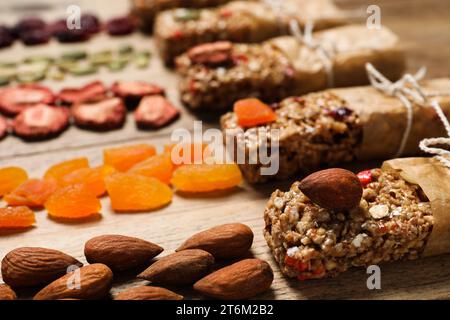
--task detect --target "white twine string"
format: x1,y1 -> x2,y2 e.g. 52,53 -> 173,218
264,0 -> 336,88
366,63 -> 450,168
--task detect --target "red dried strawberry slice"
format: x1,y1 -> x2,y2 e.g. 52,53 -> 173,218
0,84 -> 55,117
111,81 -> 165,109
71,97 -> 126,131
0,115 -> 8,139
12,104 -> 69,141
58,81 -> 107,105
134,95 -> 180,129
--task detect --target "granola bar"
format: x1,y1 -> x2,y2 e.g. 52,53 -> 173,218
264,166 -> 434,279
177,25 -> 405,111
220,78 -> 450,183
155,0 -> 346,64
130,0 -> 234,33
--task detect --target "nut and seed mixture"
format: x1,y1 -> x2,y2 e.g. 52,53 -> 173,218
131,0 -> 234,33
155,1 -> 280,64
177,42 -> 297,111
264,168 -> 434,280
220,92 -> 363,183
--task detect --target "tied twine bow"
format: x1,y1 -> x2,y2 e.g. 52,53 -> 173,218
263,0 -> 336,88
366,63 -> 450,168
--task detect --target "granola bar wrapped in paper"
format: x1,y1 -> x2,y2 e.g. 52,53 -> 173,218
263,157 -> 450,280
177,25 -> 405,111
221,78 -> 450,183
155,0 -> 346,64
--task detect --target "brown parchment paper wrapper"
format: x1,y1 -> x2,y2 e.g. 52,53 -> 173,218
331,78 -> 450,160
269,25 -> 406,95
382,157 -> 450,257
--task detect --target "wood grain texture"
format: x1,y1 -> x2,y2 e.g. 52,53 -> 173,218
1,0 -> 450,300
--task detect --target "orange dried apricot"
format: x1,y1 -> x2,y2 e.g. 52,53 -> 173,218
4,179 -> 58,208
164,143 -> 211,167
104,144 -> 156,172
171,163 -> 242,192
0,206 -> 36,229
128,154 -> 173,184
0,167 -> 28,197
105,173 -> 172,212
60,165 -> 116,197
234,98 -> 277,127
45,184 -> 101,220
43,158 -> 89,183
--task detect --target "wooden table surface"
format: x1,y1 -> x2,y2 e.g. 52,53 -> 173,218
1,0 -> 450,300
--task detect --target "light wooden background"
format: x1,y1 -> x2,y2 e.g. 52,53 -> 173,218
1,0 -> 450,300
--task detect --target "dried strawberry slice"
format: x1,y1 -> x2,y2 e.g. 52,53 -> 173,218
71,97 -> 126,131
12,104 -> 69,141
134,95 -> 179,129
0,115 -> 8,139
58,81 -> 107,105
0,84 -> 55,117
111,81 -> 165,109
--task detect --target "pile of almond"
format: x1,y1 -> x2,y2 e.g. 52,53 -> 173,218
0,223 -> 274,300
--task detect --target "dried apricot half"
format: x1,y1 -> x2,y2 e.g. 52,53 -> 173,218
164,143 -> 211,167
60,165 -> 116,197
171,163 -> 242,193
0,167 -> 28,197
234,98 -> 277,127
44,158 -> 89,183
4,179 -> 58,208
45,184 -> 101,220
128,153 -> 173,184
0,206 -> 36,229
104,144 -> 156,172
105,173 -> 172,212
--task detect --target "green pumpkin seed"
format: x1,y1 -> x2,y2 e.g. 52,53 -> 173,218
68,62 -> 97,76
47,68 -> 65,81
23,56 -> 53,64
135,54 -> 149,69
107,60 -> 127,72
61,50 -> 88,61
174,8 -> 200,21
17,71 -> 46,83
0,62 -> 17,68
118,45 -> 134,55
89,51 -> 113,66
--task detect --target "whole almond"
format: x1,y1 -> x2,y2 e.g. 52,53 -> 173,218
299,168 -> 363,211
34,263 -> 113,300
138,249 -> 214,285
194,259 -> 273,300
0,284 -> 17,300
115,286 -> 183,300
176,223 -> 253,259
187,41 -> 233,66
1,247 -> 83,288
84,235 -> 163,271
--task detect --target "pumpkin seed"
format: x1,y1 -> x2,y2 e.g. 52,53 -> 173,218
118,45 -> 134,55
107,60 -> 127,72
61,50 -> 88,61
68,62 -> 97,76
174,8 -> 200,21
17,71 -> 46,83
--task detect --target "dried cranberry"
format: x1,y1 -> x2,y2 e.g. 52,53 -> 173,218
80,14 -> 101,34
50,19 -> 90,43
12,17 -> 46,38
106,16 -> 135,36
0,26 -> 14,48
327,107 -> 353,121
20,28 -> 51,46
357,170 -> 373,186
